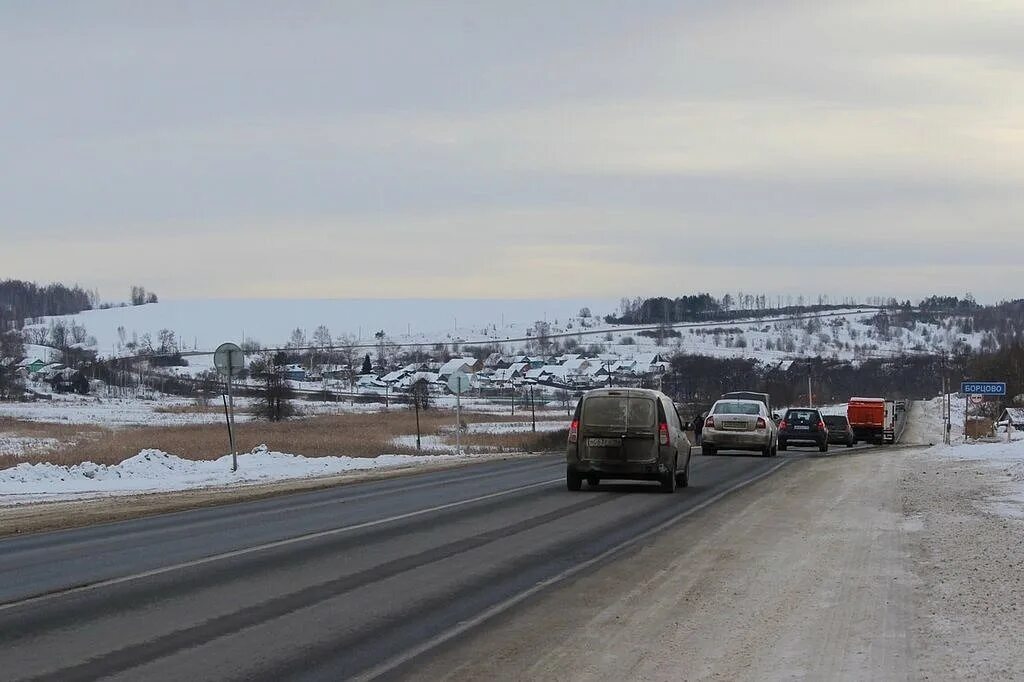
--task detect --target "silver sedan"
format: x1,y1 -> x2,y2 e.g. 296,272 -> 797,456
701,399 -> 778,457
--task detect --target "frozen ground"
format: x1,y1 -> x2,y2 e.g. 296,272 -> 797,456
0,446 -> 477,506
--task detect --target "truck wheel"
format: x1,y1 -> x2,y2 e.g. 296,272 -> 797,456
566,467 -> 582,491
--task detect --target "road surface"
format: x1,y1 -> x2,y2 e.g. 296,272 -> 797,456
0,447 -> 848,681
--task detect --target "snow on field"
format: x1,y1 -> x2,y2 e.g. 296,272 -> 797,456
0,394 -> 244,427
0,434 -> 59,458
0,446 -> 471,505
33,298 -> 616,356
391,420 -> 568,454
464,420 -> 568,434
29,299 -> 986,366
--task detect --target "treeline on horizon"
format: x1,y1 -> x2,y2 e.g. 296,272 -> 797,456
0,279 -> 161,332
606,292 -> 1020,326
0,280 -> 94,331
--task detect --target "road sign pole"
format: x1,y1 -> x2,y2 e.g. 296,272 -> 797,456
227,352 -> 237,472
455,388 -> 461,455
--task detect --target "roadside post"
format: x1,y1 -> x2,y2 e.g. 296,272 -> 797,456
447,371 -> 472,455
215,342 -> 246,472
525,378 -> 537,433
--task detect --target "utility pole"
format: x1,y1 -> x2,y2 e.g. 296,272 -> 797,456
808,369 -> 814,408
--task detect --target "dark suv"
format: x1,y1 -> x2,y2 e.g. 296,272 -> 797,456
823,415 -> 856,447
778,408 -> 829,452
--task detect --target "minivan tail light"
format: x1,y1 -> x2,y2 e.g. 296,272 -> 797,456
704,416 -> 715,429
568,419 -> 579,444
659,422 -> 670,446
756,417 -> 767,430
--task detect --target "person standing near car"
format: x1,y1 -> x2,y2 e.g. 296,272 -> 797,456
693,412 -> 704,445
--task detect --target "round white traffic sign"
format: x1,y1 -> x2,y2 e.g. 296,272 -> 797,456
447,371 -> 472,395
214,342 -> 245,377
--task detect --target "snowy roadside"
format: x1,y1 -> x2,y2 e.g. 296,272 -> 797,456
0,445 -> 509,506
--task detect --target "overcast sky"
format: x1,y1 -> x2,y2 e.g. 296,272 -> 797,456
2,1 -> 1022,303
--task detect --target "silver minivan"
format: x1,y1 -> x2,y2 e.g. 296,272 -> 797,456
566,388 -> 692,492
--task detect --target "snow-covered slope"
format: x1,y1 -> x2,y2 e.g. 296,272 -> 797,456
28,299 -> 987,364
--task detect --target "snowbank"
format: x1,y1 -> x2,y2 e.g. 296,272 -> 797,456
0,446 -> 468,505
925,437 -> 1024,520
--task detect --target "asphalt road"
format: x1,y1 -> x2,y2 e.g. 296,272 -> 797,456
0,446 -> 853,681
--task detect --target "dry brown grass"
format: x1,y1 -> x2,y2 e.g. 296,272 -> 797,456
0,410 -> 568,469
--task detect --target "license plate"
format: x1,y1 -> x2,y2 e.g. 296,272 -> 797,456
794,425 -> 810,431
724,422 -> 746,430
588,438 -> 620,447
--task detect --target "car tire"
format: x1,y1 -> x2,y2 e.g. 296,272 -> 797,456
566,467 -> 583,491
778,440 -> 787,452
771,441 -> 779,457
703,445 -> 716,456
819,441 -> 829,453
846,439 -> 854,448
587,475 -> 600,488
761,444 -> 771,457
660,467 -> 677,493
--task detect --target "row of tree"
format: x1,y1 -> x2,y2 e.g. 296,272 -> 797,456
0,280 -> 93,331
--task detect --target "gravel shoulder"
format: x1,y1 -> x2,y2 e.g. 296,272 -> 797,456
413,440 -> 1024,681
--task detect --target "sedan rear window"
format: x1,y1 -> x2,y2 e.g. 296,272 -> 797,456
785,410 -> 820,424
582,396 -> 656,429
713,401 -> 761,416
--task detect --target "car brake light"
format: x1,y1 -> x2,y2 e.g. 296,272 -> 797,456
568,419 -> 579,444
659,422 -> 670,446
756,417 -> 767,430
704,416 -> 715,429
819,421 -> 826,430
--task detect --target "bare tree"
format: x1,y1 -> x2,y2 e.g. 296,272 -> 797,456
0,331 -> 25,400
254,354 -> 295,421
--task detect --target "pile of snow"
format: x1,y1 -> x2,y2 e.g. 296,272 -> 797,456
0,446 -> 467,505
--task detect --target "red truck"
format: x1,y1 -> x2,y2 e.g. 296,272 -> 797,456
847,397 -> 896,444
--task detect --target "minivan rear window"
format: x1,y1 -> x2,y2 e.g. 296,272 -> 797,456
582,396 -> 656,429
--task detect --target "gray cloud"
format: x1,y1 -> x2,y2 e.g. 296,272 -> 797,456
2,1 -> 1022,302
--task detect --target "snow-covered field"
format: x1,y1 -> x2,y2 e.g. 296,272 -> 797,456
27,299 -> 987,365
0,434 -> 60,458
0,446 -> 475,505
0,394 -> 243,427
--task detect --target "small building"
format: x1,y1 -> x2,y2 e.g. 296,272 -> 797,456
283,365 -> 307,382
438,357 -> 481,380
997,408 -> 1024,431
